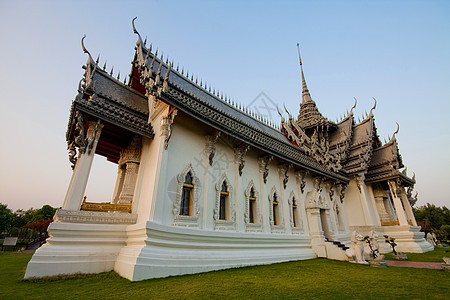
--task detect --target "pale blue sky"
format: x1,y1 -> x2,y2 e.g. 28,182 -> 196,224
0,0 -> 449,211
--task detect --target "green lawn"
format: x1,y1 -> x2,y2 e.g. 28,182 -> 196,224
0,251 -> 448,299
384,247 -> 450,262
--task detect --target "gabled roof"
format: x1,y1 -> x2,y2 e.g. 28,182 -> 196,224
67,57 -> 153,140
366,131 -> 414,186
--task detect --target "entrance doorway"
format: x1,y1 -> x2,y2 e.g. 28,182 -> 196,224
320,209 -> 332,241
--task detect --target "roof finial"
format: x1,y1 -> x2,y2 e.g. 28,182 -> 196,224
132,17 -> 143,45
283,103 -> 292,119
276,105 -> 284,121
81,35 -> 93,63
370,97 -> 377,115
392,122 -> 400,139
297,43 -> 312,105
149,53 -> 156,73
351,97 -> 357,114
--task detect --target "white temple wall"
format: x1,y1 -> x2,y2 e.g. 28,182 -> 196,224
147,112 -> 316,237
342,179 -> 366,225
132,109 -> 167,225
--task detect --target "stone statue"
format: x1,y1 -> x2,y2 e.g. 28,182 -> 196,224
370,230 -> 380,258
432,233 -> 438,246
426,232 -> 436,247
346,231 -> 368,264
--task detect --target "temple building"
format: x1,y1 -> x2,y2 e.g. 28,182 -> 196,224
25,20 -> 432,281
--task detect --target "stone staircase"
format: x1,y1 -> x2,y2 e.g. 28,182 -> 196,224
324,238 -> 349,261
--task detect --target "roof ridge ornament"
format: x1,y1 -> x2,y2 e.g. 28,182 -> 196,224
392,122 -> 400,140
370,97 -> 377,115
132,17 -> 143,46
350,97 -> 357,115
81,35 -> 94,64
283,103 -> 293,119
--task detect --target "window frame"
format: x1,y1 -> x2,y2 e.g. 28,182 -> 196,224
214,173 -> 235,230
173,164 -> 200,227
268,186 -> 284,233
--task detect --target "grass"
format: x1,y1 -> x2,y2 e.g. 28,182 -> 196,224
0,251 -> 449,299
384,247 -> 450,262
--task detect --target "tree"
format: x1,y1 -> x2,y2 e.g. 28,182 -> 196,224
413,203 -> 449,230
0,203 -> 14,233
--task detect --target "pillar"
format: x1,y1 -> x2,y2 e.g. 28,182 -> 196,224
400,189 -> 417,226
373,189 -> 391,223
355,174 -> 379,226
62,121 -> 103,211
111,166 -> 125,204
117,136 -> 142,205
388,180 -> 408,226
117,162 -> 140,204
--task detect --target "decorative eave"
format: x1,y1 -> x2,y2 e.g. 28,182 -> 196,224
160,84 -> 347,182
67,64 -> 154,142
365,123 -> 410,185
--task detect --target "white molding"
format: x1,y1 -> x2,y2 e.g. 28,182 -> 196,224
54,209 -> 137,224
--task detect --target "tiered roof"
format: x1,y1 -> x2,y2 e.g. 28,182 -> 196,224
67,20 -> 414,186
283,47 -> 414,185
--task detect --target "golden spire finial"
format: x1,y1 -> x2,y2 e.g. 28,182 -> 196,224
297,43 -> 312,105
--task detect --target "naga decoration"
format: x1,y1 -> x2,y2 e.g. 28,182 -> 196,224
258,155 -> 273,184
205,131 -> 221,166
295,169 -> 309,194
74,111 -> 87,154
234,144 -> 250,176
67,141 -> 77,170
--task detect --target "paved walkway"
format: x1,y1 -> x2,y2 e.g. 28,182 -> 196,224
385,260 -> 442,270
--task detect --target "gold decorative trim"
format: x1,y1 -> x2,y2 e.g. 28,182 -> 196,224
381,221 -> 400,226
81,200 -> 132,213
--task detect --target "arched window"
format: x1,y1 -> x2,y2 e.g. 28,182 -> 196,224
292,197 -> 297,227
289,191 -> 302,233
219,181 -> 229,220
180,171 -> 193,216
244,180 -> 262,231
269,186 -> 284,232
214,173 -> 235,230
272,193 -> 279,226
249,187 -> 256,224
173,164 -> 200,226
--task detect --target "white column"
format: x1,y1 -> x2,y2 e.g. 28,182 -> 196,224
233,148 -> 242,232
356,174 -> 379,226
388,180 -> 408,225
296,170 -> 310,233
400,189 -> 417,226
278,166 -> 290,232
111,166 -> 124,204
373,189 -> 391,223
118,162 -> 140,204
258,158 -> 268,233
62,121 -> 103,211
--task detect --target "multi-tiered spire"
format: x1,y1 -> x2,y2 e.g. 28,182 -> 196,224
296,44 -> 329,130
